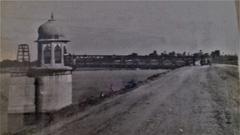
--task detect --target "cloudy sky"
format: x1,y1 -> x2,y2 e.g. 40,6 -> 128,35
1,0 -> 239,61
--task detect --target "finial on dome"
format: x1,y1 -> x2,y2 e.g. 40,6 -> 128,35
49,12 -> 55,21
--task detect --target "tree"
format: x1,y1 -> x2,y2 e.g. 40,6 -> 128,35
130,52 -> 138,57
149,50 -> 158,57
168,51 -> 176,56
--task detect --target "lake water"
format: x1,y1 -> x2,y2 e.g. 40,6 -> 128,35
72,69 -> 167,104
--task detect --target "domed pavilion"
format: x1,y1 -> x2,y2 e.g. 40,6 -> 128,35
29,13 -> 73,113
36,13 -> 70,68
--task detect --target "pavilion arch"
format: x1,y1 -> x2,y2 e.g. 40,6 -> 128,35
54,45 -> 62,63
44,45 -> 51,64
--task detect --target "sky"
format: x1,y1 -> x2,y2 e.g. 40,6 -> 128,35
1,0 -> 239,61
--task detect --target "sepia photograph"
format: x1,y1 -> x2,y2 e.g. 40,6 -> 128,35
0,0 -> 240,135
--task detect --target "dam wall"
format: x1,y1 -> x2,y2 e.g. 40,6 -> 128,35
0,71 -> 72,134
36,73 -> 72,112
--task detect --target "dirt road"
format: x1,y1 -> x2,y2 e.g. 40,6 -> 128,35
37,65 -> 240,135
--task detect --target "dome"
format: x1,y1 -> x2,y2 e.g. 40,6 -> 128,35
38,13 -> 65,40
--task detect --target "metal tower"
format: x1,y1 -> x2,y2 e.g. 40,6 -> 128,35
17,44 -> 30,63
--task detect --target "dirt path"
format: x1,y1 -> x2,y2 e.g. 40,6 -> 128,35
35,65 -> 239,135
